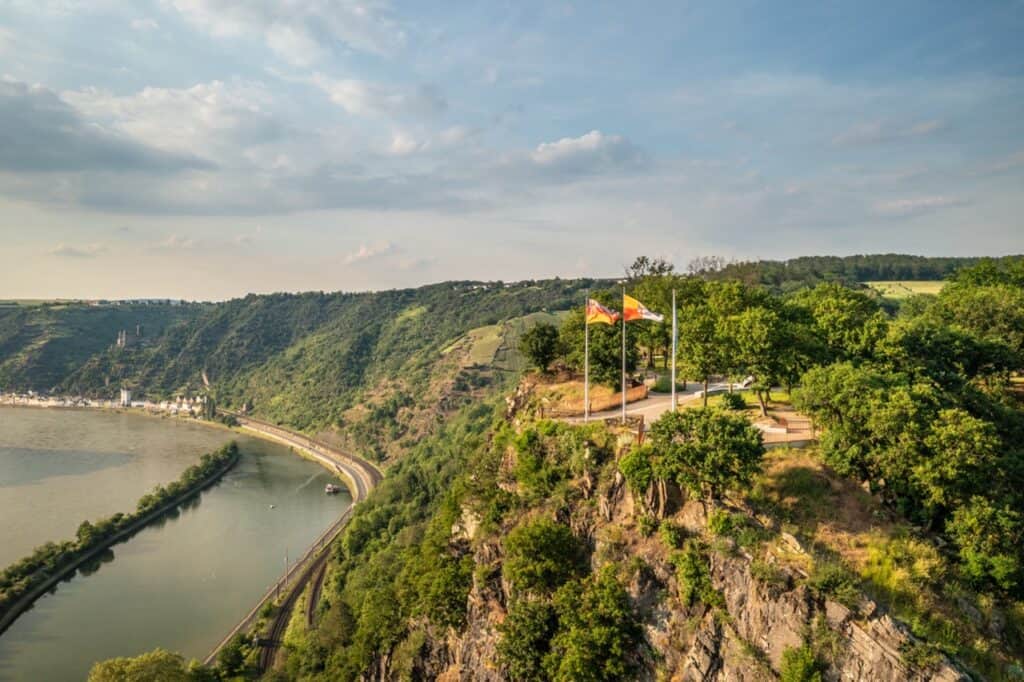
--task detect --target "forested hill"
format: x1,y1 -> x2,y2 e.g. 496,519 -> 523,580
0,280 -> 592,458
699,253 -> 1023,291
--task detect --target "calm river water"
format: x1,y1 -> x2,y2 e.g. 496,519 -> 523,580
0,407 -> 350,681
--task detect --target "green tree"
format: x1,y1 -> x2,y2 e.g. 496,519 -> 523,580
88,649 -> 194,682
519,322 -> 560,372
676,303 -> 720,406
497,598 -> 558,682
545,567 -> 642,682
914,409 -> 1000,513
790,283 -> 887,361
648,408 -> 765,501
728,305 -> 788,415
931,283 -> 1024,364
559,295 -> 638,388
947,497 -> 1023,593
503,518 -> 585,595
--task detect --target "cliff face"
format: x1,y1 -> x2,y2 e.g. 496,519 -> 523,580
362,479 -> 969,682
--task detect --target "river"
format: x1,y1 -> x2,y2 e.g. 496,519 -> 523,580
0,407 -> 350,681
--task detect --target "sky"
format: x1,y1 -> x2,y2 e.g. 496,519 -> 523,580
0,0 -> 1022,300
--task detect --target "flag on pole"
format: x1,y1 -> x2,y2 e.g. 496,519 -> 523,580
622,294 -> 664,322
586,299 -> 620,325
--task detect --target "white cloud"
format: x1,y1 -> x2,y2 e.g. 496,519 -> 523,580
153,234 -> 199,250
833,119 -> 945,146
386,126 -> 476,156
130,17 -> 160,31
168,0 -> 406,64
62,80 -> 281,161
871,195 -> 968,217
530,130 -> 641,171
50,242 -> 105,258
342,241 -> 399,265
309,74 -> 446,118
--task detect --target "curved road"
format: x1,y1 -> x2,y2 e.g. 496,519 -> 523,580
204,412 -> 381,671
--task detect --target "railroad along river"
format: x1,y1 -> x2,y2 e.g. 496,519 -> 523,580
0,407 -> 351,681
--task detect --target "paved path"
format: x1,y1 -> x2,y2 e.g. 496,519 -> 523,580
571,382 -> 731,424
570,384 -> 817,447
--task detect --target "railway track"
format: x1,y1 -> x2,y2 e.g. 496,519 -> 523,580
204,412 -> 381,673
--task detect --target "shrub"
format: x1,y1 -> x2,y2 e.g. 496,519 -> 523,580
719,391 -> 747,411
658,521 -> 685,549
637,514 -> 658,538
780,645 -> 823,682
807,559 -> 860,608
671,540 -> 722,608
497,598 -> 557,682
504,519 -> 585,595
546,567 -> 643,682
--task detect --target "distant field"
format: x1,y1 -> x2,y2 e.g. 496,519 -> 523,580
0,299 -> 77,307
863,281 -> 945,299
454,310 -> 569,371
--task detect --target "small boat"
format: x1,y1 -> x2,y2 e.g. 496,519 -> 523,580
269,504 -> 275,509
324,483 -> 341,495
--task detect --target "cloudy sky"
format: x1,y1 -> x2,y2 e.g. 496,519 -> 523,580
1,1 -> 1022,299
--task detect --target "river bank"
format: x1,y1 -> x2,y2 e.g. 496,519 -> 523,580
0,444 -> 240,637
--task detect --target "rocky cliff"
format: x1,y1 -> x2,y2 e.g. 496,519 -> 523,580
361,468 -> 970,682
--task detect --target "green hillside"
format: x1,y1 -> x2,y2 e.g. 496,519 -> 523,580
0,281 -> 591,460
0,303 -> 205,392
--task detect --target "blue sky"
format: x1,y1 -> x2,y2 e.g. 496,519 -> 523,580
1,0 -> 1022,299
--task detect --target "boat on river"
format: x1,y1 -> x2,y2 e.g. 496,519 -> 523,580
324,483 -> 341,495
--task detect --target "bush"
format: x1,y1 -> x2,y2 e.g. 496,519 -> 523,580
719,391 -> 747,411
671,540 -> 722,608
780,645 -> 823,682
637,514 -> 658,538
658,521 -> 685,549
807,559 -> 860,608
504,519 -> 585,595
546,567 -> 643,682
497,598 -> 557,682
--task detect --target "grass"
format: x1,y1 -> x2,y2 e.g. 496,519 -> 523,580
680,389 -> 792,410
747,447 -> 1024,680
395,305 -> 427,323
863,281 -> 945,299
458,310 -> 569,370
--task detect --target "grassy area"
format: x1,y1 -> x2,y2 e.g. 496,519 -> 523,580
863,280 -> 945,299
748,447 -> 1024,679
458,310 -> 569,370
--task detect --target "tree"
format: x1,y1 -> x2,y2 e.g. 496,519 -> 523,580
545,567 -> 642,682
728,305 -> 788,415
648,408 -> 765,501
559,298 -> 638,388
519,322 -> 560,372
789,283 -> 887,361
503,518 -> 585,595
914,409 -> 1000,514
497,598 -> 558,682
947,497 -> 1023,594
676,304 -> 720,406
88,649 -> 194,682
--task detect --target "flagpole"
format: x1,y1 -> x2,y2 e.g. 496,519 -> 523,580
671,288 -> 677,412
584,291 -> 590,423
621,285 -> 627,424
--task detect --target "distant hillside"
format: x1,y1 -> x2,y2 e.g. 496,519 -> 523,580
0,281 -> 591,461
0,303 -> 205,392
700,253 -> 1023,292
